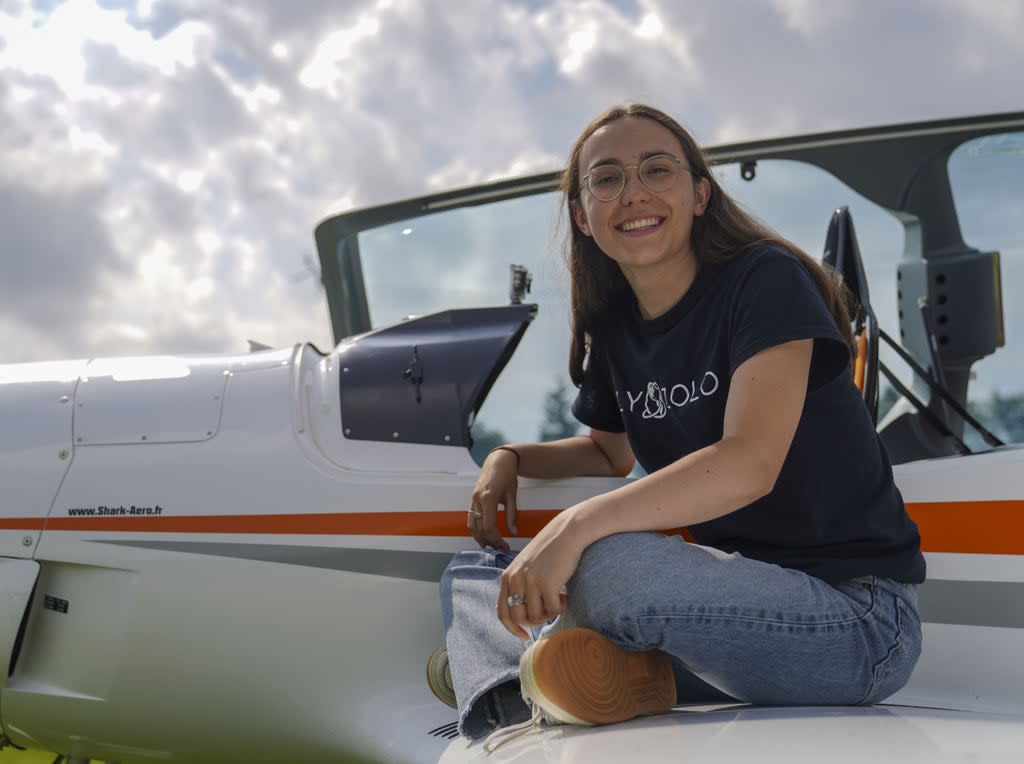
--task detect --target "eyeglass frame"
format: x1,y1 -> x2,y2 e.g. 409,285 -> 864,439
576,154 -> 696,202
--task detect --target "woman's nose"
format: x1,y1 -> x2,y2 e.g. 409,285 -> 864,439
620,167 -> 650,202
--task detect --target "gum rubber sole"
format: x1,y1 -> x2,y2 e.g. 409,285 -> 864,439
519,628 -> 675,726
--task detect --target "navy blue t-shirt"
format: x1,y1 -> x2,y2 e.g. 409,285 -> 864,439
572,244 -> 925,584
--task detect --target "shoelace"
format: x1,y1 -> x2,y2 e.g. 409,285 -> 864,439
482,704 -> 548,754
481,626 -> 564,754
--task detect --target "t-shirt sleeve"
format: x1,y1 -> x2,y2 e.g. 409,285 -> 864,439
571,339 -> 625,432
729,248 -> 850,389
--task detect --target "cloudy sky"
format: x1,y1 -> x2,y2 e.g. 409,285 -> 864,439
2,0 -> 1022,396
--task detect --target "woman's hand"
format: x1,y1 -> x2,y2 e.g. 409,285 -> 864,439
468,448 -> 520,550
496,506 -> 589,639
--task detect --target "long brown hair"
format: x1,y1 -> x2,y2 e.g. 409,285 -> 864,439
562,103 -> 855,385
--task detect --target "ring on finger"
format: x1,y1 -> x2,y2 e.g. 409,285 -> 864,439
506,593 -> 525,607
469,512 -> 483,521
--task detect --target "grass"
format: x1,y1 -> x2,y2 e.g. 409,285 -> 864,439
0,746 -> 383,763
0,750 -> 60,763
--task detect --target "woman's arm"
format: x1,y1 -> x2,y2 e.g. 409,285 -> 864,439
469,429 -> 635,550
496,338 -> 814,637
501,430 -> 635,479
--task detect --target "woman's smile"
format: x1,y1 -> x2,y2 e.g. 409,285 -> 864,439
616,215 -> 665,234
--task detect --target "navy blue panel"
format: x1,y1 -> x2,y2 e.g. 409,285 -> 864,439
338,304 -> 536,446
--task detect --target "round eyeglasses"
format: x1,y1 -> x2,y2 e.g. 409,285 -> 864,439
579,154 -> 693,202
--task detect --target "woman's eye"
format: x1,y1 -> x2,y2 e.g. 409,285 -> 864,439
593,173 -> 619,185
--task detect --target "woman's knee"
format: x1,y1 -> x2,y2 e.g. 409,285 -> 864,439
566,532 -> 673,636
570,532 -> 675,591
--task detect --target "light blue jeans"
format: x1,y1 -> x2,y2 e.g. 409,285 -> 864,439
439,532 -> 922,740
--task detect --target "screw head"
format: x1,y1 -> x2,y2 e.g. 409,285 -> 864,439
21,536 -> 33,547
58,450 -> 69,460
59,395 -> 70,403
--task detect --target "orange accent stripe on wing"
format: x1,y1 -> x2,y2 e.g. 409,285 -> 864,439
0,500 -> 1019,554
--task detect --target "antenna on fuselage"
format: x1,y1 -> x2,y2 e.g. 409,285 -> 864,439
510,264 -> 532,305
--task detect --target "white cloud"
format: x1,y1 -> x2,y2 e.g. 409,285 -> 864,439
299,13 -> 382,91
176,169 -> 204,193
561,20 -> 598,74
495,151 -> 566,181
0,0 -> 209,93
635,10 -> 664,39
926,0 -> 1024,75
535,0 -> 699,87
766,0 -> 853,37
68,125 -> 118,158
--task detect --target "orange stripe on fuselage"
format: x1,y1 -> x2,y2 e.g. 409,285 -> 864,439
1,500 -> 1021,555
907,500 -> 1024,555
39,511 -> 561,536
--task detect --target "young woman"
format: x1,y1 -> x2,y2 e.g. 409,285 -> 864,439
439,103 -> 924,742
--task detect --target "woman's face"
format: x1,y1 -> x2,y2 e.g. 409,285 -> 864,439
573,116 -> 710,275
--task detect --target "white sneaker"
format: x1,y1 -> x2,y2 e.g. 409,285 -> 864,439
426,644 -> 458,709
518,627 -> 675,726
482,628 -> 675,753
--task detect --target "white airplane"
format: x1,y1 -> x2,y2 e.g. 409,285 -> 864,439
1,112 -> 1023,763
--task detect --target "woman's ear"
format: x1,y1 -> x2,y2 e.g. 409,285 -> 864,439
571,200 -> 592,236
693,177 -> 711,216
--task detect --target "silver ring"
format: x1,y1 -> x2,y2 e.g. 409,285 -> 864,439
470,512 -> 483,520
506,593 -> 525,607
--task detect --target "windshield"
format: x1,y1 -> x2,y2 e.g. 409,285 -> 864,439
949,130 -> 1024,445
355,193 -> 572,456
342,159 -> 910,453
322,118 -> 1024,460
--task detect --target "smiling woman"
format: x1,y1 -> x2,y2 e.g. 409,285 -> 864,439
440,104 -> 925,745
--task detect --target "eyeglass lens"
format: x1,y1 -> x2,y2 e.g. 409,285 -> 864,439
587,155 -> 685,201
